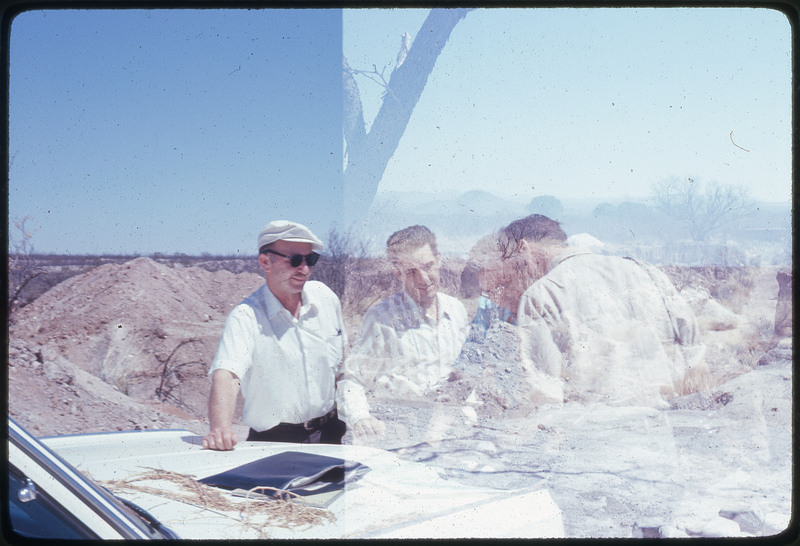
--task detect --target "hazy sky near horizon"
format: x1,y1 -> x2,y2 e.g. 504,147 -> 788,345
8,6 -> 792,255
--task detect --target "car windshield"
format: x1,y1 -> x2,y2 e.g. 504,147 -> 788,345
7,418 -> 178,540
8,464 -> 93,539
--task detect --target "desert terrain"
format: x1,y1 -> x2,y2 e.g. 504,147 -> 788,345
6,255 -> 793,538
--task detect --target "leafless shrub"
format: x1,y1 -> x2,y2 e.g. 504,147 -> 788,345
652,178 -> 756,242
739,316 -> 777,365
662,265 -> 755,313
675,364 -> 714,397
341,258 -> 400,316
311,224 -> 370,302
8,216 -> 45,318
704,334 -> 772,387
155,339 -> 204,406
438,256 -> 467,297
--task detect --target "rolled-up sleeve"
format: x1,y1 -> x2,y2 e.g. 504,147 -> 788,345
209,304 -> 256,382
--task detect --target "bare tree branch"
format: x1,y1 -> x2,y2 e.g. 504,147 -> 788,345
652,178 -> 756,242
311,223 -> 369,302
155,339 -> 203,405
343,8 -> 472,221
8,216 -> 44,319
343,57 -> 366,158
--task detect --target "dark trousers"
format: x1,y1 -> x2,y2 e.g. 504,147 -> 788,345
247,414 -> 347,445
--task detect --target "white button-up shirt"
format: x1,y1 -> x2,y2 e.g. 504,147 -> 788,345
209,281 -> 347,431
337,291 -> 469,424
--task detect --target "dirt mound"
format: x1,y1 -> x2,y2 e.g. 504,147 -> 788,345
9,257 -> 263,434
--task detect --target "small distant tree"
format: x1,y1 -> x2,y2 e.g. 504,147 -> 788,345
652,178 -> 755,242
525,195 -> 564,220
8,216 -> 44,318
592,202 -> 615,218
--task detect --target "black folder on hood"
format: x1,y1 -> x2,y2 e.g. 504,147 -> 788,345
198,451 -> 367,505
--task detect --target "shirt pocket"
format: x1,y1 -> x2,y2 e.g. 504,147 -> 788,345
324,331 -> 345,368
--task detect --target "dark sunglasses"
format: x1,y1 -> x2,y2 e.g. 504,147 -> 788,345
263,249 -> 320,267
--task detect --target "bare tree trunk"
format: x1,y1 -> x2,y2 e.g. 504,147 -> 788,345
343,8 -> 471,222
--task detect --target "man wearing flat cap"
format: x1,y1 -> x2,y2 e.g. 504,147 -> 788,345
202,220 -> 348,450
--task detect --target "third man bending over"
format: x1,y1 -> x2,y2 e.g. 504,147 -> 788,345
484,214 -> 705,408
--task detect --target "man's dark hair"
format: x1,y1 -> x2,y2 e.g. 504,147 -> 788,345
386,225 -> 438,260
460,260 -> 481,299
499,215 -> 566,257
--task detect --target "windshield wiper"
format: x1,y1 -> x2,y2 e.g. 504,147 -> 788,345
115,495 -> 180,539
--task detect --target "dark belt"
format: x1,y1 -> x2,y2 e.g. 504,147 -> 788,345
277,408 -> 337,431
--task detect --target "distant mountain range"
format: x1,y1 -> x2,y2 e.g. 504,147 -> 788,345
350,189 -> 791,264
354,190 -> 523,255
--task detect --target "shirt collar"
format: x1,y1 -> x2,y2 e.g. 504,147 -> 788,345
548,245 -> 592,272
400,290 -> 450,322
261,283 -> 317,320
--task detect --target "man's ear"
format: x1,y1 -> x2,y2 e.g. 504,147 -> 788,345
518,238 -> 531,255
258,253 -> 271,275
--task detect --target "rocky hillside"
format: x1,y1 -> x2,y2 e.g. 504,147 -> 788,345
9,257 -> 263,434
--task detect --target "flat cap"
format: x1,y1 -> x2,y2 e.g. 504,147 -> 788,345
257,220 -> 324,252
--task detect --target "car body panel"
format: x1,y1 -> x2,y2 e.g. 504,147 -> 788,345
40,428 -> 563,539
7,419 -> 173,539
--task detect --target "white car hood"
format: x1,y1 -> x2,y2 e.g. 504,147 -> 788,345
43,429 -> 563,539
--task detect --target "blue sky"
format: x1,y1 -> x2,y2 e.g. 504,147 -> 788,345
7,7 -> 793,255
9,9 -> 343,255
345,7 -> 791,204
